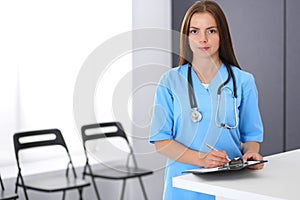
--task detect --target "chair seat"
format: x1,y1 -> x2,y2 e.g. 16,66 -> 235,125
85,165 -> 153,180
19,176 -> 90,192
0,190 -> 18,200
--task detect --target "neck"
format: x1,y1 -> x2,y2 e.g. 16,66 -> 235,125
192,56 -> 222,71
191,57 -> 222,84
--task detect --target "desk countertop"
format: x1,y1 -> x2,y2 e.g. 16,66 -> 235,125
173,149 -> 300,200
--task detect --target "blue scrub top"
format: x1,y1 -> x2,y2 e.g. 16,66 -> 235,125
149,63 -> 263,200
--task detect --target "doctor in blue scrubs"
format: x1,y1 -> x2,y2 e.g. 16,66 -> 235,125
149,1 -> 265,199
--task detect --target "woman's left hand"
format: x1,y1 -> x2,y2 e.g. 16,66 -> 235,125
242,152 -> 265,170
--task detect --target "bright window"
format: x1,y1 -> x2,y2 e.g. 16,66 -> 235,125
0,0 -> 132,177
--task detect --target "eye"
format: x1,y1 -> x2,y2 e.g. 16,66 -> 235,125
189,29 -> 198,35
207,29 -> 217,34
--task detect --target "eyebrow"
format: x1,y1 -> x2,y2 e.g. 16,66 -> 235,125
189,26 -> 217,30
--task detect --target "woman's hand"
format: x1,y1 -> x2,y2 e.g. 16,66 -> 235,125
202,150 -> 229,168
242,141 -> 264,170
242,151 -> 264,170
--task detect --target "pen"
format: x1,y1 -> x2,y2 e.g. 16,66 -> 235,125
205,143 -> 231,161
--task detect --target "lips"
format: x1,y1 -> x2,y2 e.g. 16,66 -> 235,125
198,47 -> 210,51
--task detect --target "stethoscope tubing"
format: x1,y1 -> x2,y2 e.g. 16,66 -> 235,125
187,63 -> 238,129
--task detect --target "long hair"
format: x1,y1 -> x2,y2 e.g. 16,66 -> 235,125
179,0 -> 240,69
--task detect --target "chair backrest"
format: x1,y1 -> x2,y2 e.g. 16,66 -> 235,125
81,122 -> 129,144
81,122 -> 136,166
13,128 -> 76,177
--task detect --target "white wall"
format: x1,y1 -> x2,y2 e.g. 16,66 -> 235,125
0,0 -> 132,178
132,0 -> 172,199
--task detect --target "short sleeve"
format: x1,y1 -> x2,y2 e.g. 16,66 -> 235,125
239,75 -> 264,142
149,73 -> 175,144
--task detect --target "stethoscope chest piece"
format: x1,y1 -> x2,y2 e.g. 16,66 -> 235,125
191,107 -> 202,122
187,64 -> 238,128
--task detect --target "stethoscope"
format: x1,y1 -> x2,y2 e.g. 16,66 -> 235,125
188,64 -> 239,129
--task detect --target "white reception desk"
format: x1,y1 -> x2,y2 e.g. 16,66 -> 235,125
173,149 -> 300,200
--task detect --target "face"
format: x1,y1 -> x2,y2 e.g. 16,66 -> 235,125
188,12 -> 220,61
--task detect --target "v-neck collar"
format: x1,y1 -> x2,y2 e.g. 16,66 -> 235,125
190,63 -> 228,91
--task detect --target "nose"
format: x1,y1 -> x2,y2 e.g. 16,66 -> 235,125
198,31 -> 207,43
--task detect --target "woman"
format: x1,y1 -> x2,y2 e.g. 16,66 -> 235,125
149,0 -> 265,199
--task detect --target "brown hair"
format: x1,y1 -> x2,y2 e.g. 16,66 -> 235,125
179,0 -> 240,69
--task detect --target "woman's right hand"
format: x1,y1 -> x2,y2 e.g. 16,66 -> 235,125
201,150 -> 229,168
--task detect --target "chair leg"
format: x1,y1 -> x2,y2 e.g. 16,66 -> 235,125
18,175 -> 29,200
120,179 -> 126,200
91,177 -> 101,200
62,190 -> 66,200
138,177 -> 148,200
14,178 -> 18,193
21,186 -> 29,200
78,188 -> 83,200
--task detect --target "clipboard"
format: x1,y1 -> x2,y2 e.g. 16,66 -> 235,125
183,158 -> 268,174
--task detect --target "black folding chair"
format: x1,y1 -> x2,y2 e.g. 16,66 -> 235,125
13,129 -> 90,200
81,122 -> 153,200
0,174 -> 18,200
